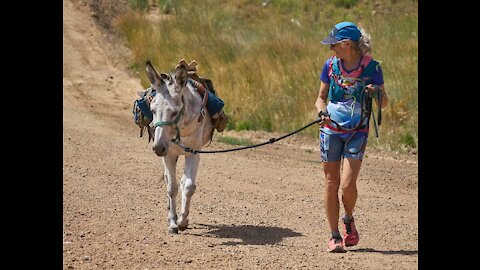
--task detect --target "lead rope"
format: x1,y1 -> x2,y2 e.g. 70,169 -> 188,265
369,86 -> 382,138
174,118 -> 322,154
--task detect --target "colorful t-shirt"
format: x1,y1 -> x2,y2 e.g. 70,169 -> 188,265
319,55 -> 384,135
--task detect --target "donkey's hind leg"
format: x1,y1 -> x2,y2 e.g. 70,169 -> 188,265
177,154 -> 199,231
163,155 -> 179,234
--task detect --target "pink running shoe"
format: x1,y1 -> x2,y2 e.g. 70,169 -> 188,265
343,217 -> 360,247
327,237 -> 347,253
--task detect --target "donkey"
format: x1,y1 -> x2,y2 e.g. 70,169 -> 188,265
146,61 -> 214,234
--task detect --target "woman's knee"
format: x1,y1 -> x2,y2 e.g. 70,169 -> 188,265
324,174 -> 340,192
341,181 -> 357,194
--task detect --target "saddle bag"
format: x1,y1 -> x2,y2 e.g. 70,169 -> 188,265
199,77 -> 224,118
133,87 -> 156,141
135,95 -> 153,122
206,91 -> 224,118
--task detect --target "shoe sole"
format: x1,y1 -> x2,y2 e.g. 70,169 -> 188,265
327,246 -> 347,253
344,238 -> 359,247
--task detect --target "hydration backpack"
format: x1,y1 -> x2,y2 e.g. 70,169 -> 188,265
328,55 -> 380,102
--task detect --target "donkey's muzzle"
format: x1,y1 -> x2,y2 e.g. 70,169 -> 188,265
152,143 -> 168,156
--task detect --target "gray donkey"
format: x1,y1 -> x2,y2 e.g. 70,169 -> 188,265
146,61 -> 214,234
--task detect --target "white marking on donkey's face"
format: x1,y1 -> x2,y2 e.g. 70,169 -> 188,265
145,61 -> 188,156
150,96 -> 180,156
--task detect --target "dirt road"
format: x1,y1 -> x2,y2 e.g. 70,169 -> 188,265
62,0 -> 418,268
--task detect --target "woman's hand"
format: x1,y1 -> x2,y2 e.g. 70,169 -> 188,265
317,111 -> 331,127
365,84 -> 381,98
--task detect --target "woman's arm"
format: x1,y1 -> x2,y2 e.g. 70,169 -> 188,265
315,81 -> 330,127
315,81 -> 329,113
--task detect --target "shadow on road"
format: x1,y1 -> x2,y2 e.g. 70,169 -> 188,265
350,248 -> 418,255
191,223 -> 303,246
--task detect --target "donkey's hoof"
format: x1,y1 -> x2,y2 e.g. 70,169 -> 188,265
168,227 -> 179,234
177,219 -> 189,231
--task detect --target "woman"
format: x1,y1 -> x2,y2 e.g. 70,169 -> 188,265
315,22 -> 388,253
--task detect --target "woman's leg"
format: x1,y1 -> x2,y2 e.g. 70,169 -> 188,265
341,158 -> 362,217
323,161 -> 342,232
339,151 -> 363,247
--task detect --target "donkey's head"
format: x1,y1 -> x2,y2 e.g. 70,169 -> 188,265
146,61 -> 189,156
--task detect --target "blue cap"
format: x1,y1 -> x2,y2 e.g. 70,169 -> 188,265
321,22 -> 361,45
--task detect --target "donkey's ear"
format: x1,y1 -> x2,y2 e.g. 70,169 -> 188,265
145,60 -> 161,85
175,65 -> 188,87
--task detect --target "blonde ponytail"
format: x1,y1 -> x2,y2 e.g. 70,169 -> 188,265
358,27 -> 372,55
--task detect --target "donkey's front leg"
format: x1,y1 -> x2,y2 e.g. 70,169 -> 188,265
162,155 -> 179,234
177,154 -> 200,231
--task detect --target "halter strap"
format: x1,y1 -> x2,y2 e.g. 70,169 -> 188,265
153,101 -> 185,142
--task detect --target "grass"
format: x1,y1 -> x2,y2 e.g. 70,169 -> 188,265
117,0 -> 418,153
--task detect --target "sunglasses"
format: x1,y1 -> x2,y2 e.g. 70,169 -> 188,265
330,39 -> 348,47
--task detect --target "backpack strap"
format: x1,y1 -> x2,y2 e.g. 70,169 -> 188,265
328,55 -> 379,102
327,56 -> 344,102
359,58 -> 380,83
